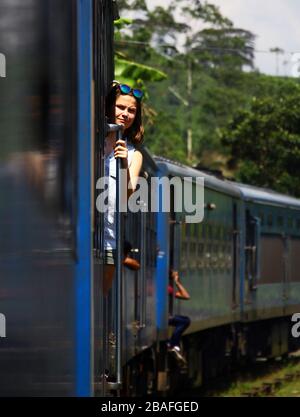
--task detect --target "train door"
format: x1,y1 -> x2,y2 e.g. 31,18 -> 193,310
283,234 -> 290,305
244,210 -> 261,301
232,202 -> 239,310
169,185 -> 181,273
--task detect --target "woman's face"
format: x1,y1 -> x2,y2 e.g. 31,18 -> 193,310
115,94 -> 137,131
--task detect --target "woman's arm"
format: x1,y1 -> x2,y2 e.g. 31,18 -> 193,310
171,270 -> 190,300
114,140 -> 143,198
128,150 -> 143,196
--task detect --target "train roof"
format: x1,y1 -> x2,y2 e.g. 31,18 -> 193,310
153,156 -> 241,198
232,182 -> 300,210
140,146 -> 160,173
153,155 -> 300,210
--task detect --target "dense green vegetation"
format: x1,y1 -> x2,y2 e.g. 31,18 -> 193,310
115,0 -> 300,196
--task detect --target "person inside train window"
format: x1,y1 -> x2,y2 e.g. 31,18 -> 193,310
123,240 -> 140,271
167,269 -> 191,367
103,81 -> 144,295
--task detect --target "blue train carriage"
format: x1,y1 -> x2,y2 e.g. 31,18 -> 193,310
0,0 -> 116,397
120,148 -> 159,394
236,182 -> 300,358
154,157 -> 243,386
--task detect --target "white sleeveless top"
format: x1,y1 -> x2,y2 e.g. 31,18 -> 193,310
104,143 -> 136,250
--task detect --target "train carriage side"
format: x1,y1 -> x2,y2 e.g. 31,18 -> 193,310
117,149 -> 160,396
236,183 -> 300,358
0,0 -> 115,397
154,158 -> 243,346
122,149 -> 158,361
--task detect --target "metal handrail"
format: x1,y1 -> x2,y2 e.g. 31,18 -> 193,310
106,122 -> 124,389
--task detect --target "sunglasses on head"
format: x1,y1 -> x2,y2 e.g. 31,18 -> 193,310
112,80 -> 143,99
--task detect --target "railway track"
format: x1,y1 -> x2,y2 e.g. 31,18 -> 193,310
240,370 -> 300,397
187,351 -> 300,397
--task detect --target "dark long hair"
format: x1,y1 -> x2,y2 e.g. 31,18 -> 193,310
105,85 -> 144,145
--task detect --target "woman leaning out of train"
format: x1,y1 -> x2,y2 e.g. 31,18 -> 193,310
103,80 -> 144,296
168,269 -> 191,367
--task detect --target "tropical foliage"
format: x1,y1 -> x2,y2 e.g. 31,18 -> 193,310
221,82 -> 300,196
115,0 -> 300,196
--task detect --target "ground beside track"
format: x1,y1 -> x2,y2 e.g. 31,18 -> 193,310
188,351 -> 300,397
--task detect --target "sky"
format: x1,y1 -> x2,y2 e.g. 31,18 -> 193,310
146,0 -> 300,77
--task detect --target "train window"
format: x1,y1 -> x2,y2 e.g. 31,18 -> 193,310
198,223 -> 203,238
198,243 -> 204,268
190,223 -> 195,238
182,223 -> 186,240
226,227 -> 231,241
213,245 -> 218,269
205,244 -> 211,269
259,212 -> 265,226
190,223 -> 194,237
297,219 -> 300,230
288,217 -> 293,228
191,242 -> 197,268
208,224 -> 213,240
227,252 -> 232,270
219,246 -> 224,270
219,225 -> 224,241
215,225 -> 220,240
267,213 -> 273,227
190,223 -> 194,238
277,216 -> 284,227
221,244 -> 226,269
180,223 -> 186,269
191,223 -> 195,237
186,223 -> 190,238
144,214 -> 157,268
207,224 -> 214,240
181,239 -> 187,269
198,242 -> 204,254
211,224 -> 215,240
202,223 -> 206,238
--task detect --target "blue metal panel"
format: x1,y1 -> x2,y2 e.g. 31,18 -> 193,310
155,175 -> 170,332
76,0 -> 93,397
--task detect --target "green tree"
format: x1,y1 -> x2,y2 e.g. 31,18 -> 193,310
220,82 -> 300,197
114,17 -> 167,89
115,1 -> 267,168
171,0 -> 255,71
